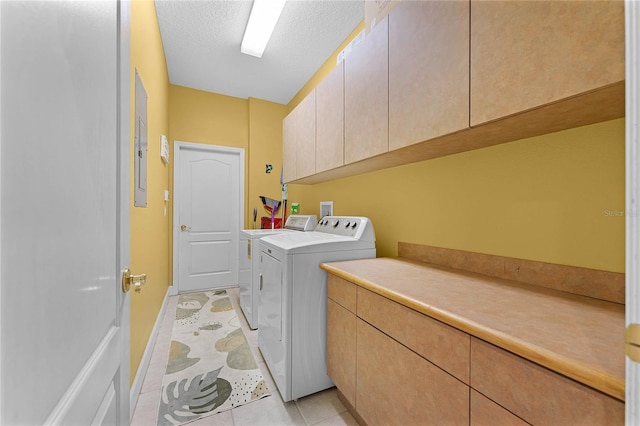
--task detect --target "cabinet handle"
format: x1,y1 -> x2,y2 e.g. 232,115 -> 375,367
259,273 -> 263,291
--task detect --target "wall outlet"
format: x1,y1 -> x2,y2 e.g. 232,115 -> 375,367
320,201 -> 333,218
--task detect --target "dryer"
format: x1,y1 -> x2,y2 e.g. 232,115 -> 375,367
257,216 -> 376,401
239,214 -> 316,329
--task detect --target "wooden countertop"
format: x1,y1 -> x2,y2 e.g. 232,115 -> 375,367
320,257 -> 625,401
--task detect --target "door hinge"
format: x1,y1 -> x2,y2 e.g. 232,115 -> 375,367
626,323 -> 640,363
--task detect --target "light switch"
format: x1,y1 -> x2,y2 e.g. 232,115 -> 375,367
164,190 -> 169,201
160,135 -> 169,164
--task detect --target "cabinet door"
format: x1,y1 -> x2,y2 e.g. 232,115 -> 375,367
356,319 -> 469,426
389,0 -> 469,151
357,287 -> 470,383
470,0 -> 625,126
470,390 -> 528,426
295,90 -> 316,179
282,109 -> 296,182
327,299 -> 356,407
344,16 -> 389,164
470,338 -> 624,425
316,62 -> 344,173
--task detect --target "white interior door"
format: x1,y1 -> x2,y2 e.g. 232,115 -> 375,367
0,1 -> 131,425
174,142 -> 244,293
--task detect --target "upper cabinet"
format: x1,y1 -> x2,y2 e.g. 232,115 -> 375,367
282,89 -> 316,182
296,91 -> 316,179
316,62 -> 345,173
470,0 -> 625,126
344,16 -> 389,165
282,107 -> 297,183
389,0 -> 470,151
284,0 -> 624,185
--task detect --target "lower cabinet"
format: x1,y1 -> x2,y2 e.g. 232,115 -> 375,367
470,338 -> 624,425
356,319 -> 469,425
470,390 -> 527,426
326,299 -> 356,407
325,273 -> 625,425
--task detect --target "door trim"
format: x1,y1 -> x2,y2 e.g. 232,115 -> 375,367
172,141 -> 245,293
626,0 -> 640,422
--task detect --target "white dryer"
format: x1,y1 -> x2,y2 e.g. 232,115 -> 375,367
258,216 -> 376,401
239,215 -> 316,329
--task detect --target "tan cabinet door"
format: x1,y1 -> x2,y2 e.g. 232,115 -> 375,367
316,62 -> 345,173
326,299 -> 356,407
356,319 -> 469,426
389,0 -> 470,151
470,0 -> 624,126
282,109 -> 297,182
345,17 -> 389,164
296,90 -> 317,179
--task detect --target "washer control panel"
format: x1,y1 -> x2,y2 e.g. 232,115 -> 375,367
284,214 -> 318,231
315,216 -> 374,240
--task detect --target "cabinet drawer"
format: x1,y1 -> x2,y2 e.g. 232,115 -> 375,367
357,319 -> 469,425
327,274 -> 356,313
470,390 -> 527,426
470,338 -> 624,425
357,287 -> 470,383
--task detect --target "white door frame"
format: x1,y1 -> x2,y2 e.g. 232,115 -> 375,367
172,141 -> 245,293
626,0 -> 640,423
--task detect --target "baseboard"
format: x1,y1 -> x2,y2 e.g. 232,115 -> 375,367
129,286 -> 171,421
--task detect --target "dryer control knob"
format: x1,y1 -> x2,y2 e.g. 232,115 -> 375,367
344,221 -> 351,228
333,220 -> 340,228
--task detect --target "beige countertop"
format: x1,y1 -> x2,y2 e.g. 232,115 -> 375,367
320,257 -> 625,401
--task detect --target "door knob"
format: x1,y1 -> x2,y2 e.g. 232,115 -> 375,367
181,224 -> 191,231
122,268 -> 147,293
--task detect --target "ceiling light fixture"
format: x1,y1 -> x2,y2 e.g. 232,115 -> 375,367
241,0 -> 287,58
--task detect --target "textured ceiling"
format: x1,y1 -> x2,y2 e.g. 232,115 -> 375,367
155,0 -> 364,105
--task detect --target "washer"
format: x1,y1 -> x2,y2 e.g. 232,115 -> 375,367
257,216 -> 376,401
239,215 -> 317,329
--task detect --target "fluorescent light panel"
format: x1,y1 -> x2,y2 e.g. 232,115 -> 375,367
241,0 -> 287,58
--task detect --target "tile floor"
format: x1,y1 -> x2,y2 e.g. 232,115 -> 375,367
131,287 -> 358,426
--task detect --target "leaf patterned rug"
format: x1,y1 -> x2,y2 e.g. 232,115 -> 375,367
157,290 -> 270,425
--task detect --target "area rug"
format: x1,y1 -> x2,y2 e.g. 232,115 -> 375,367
157,290 -> 270,426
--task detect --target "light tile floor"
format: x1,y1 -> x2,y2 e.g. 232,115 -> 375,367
131,287 -> 358,426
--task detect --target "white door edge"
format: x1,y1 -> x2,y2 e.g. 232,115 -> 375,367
118,0 -> 132,423
172,141 -> 245,293
0,1 -> 4,421
626,0 -> 640,423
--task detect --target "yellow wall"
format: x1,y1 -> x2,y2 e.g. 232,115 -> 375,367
248,98 -> 288,227
168,86 -> 287,265
287,118 -> 625,273
130,0 -> 171,385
